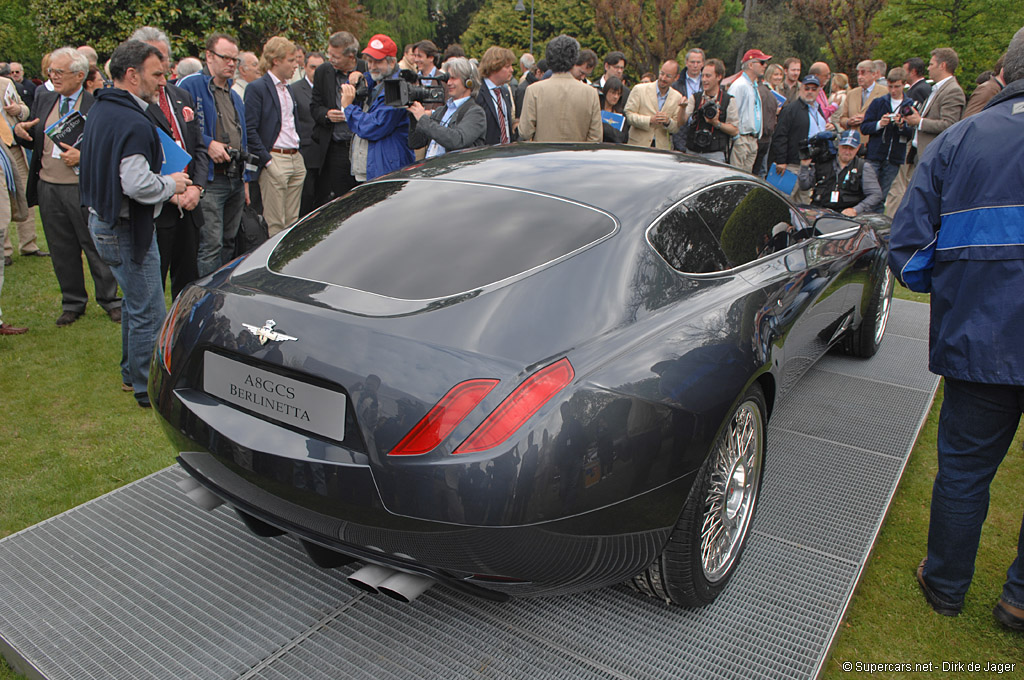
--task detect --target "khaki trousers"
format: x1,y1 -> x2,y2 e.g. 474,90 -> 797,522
885,159 -> 914,216
730,134 -> 759,173
2,145 -> 40,257
259,151 -> 307,237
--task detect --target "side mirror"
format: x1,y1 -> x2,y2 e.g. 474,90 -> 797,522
814,215 -> 861,239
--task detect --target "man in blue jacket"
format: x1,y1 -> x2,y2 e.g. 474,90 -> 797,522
889,25 -> 1024,631
339,34 -> 413,180
860,67 -> 913,206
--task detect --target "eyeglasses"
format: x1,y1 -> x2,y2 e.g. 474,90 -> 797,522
47,68 -> 68,78
209,51 -> 238,64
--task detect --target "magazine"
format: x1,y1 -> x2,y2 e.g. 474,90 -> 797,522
45,110 -> 87,149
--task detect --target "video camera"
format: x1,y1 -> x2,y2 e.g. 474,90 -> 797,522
384,69 -> 449,108
225,147 -> 260,179
798,131 -> 837,165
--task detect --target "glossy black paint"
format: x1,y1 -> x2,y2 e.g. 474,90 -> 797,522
151,144 -> 890,598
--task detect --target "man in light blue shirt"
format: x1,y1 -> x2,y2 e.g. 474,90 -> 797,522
728,48 -> 770,173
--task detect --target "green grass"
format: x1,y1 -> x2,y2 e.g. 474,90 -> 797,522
0,228 -> 1020,678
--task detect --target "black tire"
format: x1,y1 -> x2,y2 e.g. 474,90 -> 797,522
632,383 -> 767,607
850,264 -> 894,358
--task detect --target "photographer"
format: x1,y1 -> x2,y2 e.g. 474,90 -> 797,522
407,58 -> 486,158
678,58 -> 736,162
859,67 -> 914,201
798,129 -> 881,217
772,74 -> 834,202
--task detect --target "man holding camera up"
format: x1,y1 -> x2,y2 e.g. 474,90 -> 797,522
859,67 -> 913,204
680,58 -> 737,162
178,33 -> 253,277
797,129 -> 882,217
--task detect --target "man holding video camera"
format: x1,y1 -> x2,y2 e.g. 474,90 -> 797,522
772,74 -> 834,203
797,128 -> 881,217
339,33 -> 413,180
679,58 -> 736,162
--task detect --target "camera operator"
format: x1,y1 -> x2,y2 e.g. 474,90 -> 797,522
771,74 -> 835,203
798,129 -> 881,217
407,58 -> 486,158
679,58 -> 737,162
339,33 -> 413,180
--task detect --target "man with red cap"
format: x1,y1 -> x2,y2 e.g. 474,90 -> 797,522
339,33 -> 414,180
728,48 -> 770,173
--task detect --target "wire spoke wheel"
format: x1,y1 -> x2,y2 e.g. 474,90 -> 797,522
874,266 -> 893,346
700,397 -> 764,582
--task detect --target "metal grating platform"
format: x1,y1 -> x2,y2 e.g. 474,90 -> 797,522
0,299 -> 937,680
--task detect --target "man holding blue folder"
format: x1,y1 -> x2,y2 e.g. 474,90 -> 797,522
80,40 -> 190,408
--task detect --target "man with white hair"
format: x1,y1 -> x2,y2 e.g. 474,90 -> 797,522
231,51 -> 259,99
174,57 -> 203,80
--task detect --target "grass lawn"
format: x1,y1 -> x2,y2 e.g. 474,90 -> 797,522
1,221 -> 1020,678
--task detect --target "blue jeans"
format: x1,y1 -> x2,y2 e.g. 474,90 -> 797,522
198,174 -> 245,278
923,377 -> 1024,609
868,159 -> 900,212
88,213 -> 167,402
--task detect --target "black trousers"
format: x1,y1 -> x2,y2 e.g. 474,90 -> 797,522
315,139 -> 357,208
155,205 -> 199,300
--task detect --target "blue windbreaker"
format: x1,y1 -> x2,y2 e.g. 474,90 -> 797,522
888,79 -> 1024,386
344,72 -> 414,180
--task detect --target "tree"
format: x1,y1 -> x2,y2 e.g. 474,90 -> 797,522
30,0 -> 331,60
792,0 -> 885,76
359,0 -> 435,53
872,0 -> 1024,86
0,0 -> 43,76
591,0 -> 726,77
460,0 -> 608,62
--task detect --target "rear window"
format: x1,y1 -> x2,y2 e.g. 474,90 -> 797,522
268,181 -> 616,300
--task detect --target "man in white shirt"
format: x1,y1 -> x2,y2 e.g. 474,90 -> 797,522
729,48 -> 770,172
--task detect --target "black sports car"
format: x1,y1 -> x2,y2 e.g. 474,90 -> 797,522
153,144 -> 893,607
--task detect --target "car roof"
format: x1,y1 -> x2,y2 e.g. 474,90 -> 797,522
383,143 -> 751,230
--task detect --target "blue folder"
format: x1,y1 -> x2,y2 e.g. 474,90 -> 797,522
766,163 -> 798,195
157,127 -> 192,175
601,111 -> 625,131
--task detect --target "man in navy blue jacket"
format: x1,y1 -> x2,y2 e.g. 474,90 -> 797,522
245,36 -> 306,236
889,25 -> 1024,631
339,34 -> 413,181
860,67 -> 912,206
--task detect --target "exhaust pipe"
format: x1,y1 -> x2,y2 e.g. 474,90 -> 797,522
378,572 -> 435,603
176,476 -> 224,511
347,564 -> 398,593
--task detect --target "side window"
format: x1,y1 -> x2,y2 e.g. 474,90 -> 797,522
648,204 -> 729,274
689,183 -> 798,268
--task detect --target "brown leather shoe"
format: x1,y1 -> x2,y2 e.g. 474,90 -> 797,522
0,322 -> 28,335
994,600 -> 1024,631
22,250 -> 49,257
916,558 -> 962,616
56,310 -> 83,327
108,306 -> 122,323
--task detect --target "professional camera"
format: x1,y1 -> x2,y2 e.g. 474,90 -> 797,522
899,100 -> 922,117
384,69 -> 449,107
225,147 -> 260,179
797,130 -> 837,165
699,96 -> 719,121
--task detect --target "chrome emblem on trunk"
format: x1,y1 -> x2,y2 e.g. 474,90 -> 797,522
242,320 -> 297,345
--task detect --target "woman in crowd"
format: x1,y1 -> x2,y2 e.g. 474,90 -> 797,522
600,76 -> 629,143
84,66 -> 105,94
765,63 -> 785,92
407,57 -> 487,158
829,73 -> 849,109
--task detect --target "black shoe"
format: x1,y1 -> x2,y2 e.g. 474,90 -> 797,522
108,307 -> 122,323
994,600 -> 1024,631
135,392 -> 151,408
22,250 -> 49,257
3,256 -> 11,267
916,559 -> 962,616
55,310 -> 84,327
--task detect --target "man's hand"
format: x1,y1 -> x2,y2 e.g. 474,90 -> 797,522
847,114 -> 864,127
340,83 -> 356,109
776,163 -> 788,175
825,122 -> 836,132
3,102 -> 22,117
902,106 -> 921,126
650,111 -> 669,126
177,185 -> 201,211
244,182 -> 250,206
800,158 -> 813,166
207,139 -> 231,163
14,118 -> 37,141
326,108 -> 347,122
840,207 -> 858,217
58,142 -> 80,167
878,113 -> 891,128
168,171 -> 191,195
348,71 -> 363,86
407,101 -> 426,120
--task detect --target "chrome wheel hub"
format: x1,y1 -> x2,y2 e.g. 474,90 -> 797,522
874,267 -> 893,346
701,399 -> 764,582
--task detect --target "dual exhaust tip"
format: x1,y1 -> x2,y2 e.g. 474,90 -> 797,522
178,475 -> 435,603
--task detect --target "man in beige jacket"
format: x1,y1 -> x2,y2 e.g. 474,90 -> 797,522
834,59 -> 886,137
519,35 -> 602,143
625,60 -> 683,149
1,74 -> 46,265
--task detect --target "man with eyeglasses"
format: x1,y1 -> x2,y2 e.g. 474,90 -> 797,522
14,47 -> 121,327
8,63 -> 35,109
729,48 -> 770,173
178,32 -> 252,277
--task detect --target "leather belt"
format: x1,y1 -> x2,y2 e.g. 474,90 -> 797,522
271,148 -> 299,155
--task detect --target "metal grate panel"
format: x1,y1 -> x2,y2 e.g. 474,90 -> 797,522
0,299 -> 938,680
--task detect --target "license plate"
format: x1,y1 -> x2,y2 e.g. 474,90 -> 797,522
203,352 -> 346,441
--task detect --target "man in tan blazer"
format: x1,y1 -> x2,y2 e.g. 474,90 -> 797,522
625,60 -> 683,149
1,74 -> 46,265
834,60 -> 886,135
519,35 -> 602,143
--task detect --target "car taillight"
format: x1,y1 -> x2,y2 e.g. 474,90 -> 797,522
156,286 -> 204,374
388,379 -> 500,456
454,358 -> 574,454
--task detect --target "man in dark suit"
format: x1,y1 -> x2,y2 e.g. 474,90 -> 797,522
290,51 -> 324,217
9,63 -> 35,110
245,36 -> 306,236
310,31 -> 366,208
14,47 -> 120,326
476,46 -> 517,145
131,27 -> 208,298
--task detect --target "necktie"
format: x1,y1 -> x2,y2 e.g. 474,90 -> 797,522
59,96 -> 69,116
753,81 -> 762,136
493,87 -> 509,144
158,87 -> 183,145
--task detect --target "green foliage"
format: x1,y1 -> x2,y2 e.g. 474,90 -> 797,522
729,0 -> 825,72
29,0 -> 331,61
432,0 -> 488,51
0,0 -> 43,76
360,0 -> 435,53
691,0 -> 746,65
872,0 -> 1024,86
460,0 -> 608,62
719,189 -> 790,265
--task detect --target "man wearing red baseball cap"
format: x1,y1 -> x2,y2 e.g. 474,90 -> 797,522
338,33 -> 414,179
728,48 -> 771,173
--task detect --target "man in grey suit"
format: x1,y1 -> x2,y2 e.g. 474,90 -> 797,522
886,47 -> 965,214
519,35 -> 601,143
